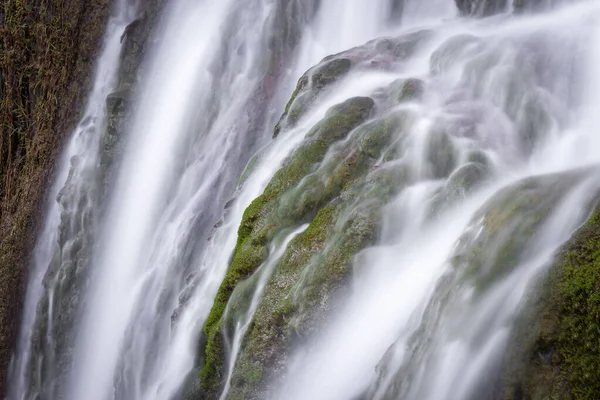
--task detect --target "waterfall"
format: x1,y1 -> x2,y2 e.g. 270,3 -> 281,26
275,2 -> 600,399
9,0 -> 600,399
7,2 -> 134,398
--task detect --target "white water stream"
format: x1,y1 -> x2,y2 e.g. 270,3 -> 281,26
7,2 -> 133,398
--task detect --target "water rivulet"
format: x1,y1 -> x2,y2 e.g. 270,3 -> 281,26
6,0 -> 600,399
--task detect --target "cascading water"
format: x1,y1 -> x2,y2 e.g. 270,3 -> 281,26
9,0 -> 600,399
7,3 -> 134,398
275,3 -> 600,399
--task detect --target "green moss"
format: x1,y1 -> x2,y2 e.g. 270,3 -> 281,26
200,100 -> 414,398
499,202 -> 600,400
436,168 -> 600,399
273,76 -> 308,138
200,96 -> 374,395
273,57 -> 353,138
223,164 -> 411,399
540,208 -> 600,398
311,58 -> 352,89
467,149 -> 491,167
388,78 -> 425,104
359,114 -> 403,159
236,154 -> 260,188
266,97 -> 374,200
452,173 -> 585,293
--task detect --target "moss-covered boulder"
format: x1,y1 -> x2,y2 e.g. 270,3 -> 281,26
370,168 -> 599,400
222,162 -> 413,400
388,78 -> 425,104
429,160 -> 491,217
273,30 -> 432,138
451,172 -> 583,292
199,76 -> 423,397
199,96 -> 375,395
499,200 -> 600,400
273,58 -> 354,138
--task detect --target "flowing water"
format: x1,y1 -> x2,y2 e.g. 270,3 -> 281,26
9,0 -> 600,399
6,2 -> 134,398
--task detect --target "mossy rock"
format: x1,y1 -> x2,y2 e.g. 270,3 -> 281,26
199,96 -> 375,396
429,161 -> 491,217
467,149 -> 492,167
312,58 -> 352,89
388,78 -> 425,104
430,34 -> 481,75
393,30 -> 434,59
370,168 -> 599,400
424,128 -> 458,179
273,58 -> 354,138
500,199 -> 600,400
236,153 -> 261,189
452,170 -> 594,293
223,163 -> 412,399
199,91 -> 419,398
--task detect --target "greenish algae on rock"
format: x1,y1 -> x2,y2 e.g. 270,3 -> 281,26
452,172 -> 588,293
223,162 -> 413,400
199,96 -> 375,395
370,169 -> 600,400
499,199 -> 600,400
199,87 -> 422,398
273,57 -> 353,138
421,166 -> 600,400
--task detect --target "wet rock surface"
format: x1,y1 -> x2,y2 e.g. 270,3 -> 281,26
0,0 -> 112,394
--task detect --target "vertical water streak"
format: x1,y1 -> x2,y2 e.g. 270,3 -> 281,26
219,224 -> 309,400
65,1 -> 239,398
7,2 -> 134,398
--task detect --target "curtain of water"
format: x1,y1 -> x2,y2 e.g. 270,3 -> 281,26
7,2 -> 134,398
276,2 -> 600,399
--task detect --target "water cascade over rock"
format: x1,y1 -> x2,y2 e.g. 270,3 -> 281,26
6,0 -> 600,399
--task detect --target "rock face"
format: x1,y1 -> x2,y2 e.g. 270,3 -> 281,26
200,44 -> 600,395
500,205 -> 600,400
368,168 -> 600,400
198,31 -> 443,398
19,0 -> 169,397
455,0 -> 509,15
0,0 -> 112,395
455,0 -> 558,15
200,95 -> 378,397
273,29 -> 432,138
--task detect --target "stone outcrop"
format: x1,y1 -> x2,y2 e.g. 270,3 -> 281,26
0,0 -> 113,394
